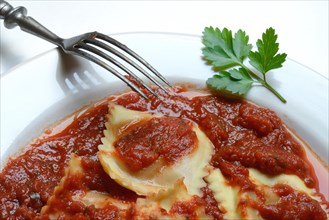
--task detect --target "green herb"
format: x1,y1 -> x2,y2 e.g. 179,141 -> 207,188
202,27 -> 287,103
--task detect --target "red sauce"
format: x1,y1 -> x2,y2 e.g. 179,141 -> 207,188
213,145 -> 315,187
0,85 -> 328,219
114,117 -> 197,172
213,159 -> 255,190
35,156 -> 136,219
169,195 -> 204,219
0,102 -> 136,219
201,186 -> 224,219
253,184 -> 328,220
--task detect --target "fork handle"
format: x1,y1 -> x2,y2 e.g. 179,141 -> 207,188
0,1 -> 63,47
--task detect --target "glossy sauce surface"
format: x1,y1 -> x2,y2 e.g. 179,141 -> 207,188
114,117 -> 197,172
0,86 -> 328,219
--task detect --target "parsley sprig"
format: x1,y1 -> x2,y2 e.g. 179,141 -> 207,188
202,27 -> 287,103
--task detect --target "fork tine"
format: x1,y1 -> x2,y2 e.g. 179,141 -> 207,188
76,42 -> 159,98
86,33 -> 171,91
85,37 -> 168,93
86,38 -> 167,93
95,33 -> 171,87
71,48 -> 149,99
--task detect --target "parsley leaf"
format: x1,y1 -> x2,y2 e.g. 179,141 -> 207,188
202,27 -> 252,70
207,68 -> 254,95
202,26 -> 287,103
233,30 -> 252,61
249,27 -> 287,76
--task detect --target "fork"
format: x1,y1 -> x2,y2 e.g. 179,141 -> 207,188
0,1 -> 171,99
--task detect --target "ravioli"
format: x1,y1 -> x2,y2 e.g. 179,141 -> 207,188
39,154 -> 133,219
134,179 -> 211,219
97,103 -> 214,198
206,167 -> 329,219
97,103 -> 329,219
2,86 -> 328,220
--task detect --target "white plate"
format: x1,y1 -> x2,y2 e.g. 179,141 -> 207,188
1,32 -> 328,174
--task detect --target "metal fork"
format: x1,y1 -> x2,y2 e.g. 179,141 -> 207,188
0,1 -> 171,99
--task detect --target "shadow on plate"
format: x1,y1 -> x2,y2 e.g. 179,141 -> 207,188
56,50 -> 107,94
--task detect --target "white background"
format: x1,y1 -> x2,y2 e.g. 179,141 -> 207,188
0,1 -> 328,78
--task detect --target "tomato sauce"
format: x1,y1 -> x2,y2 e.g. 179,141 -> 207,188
0,85 -> 328,219
253,184 -> 328,220
114,117 -> 197,172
